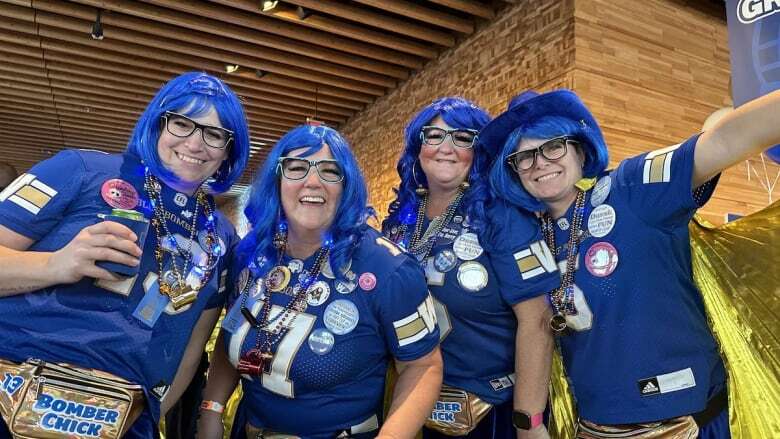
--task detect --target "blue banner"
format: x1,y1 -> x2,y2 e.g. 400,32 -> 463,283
726,0 -> 780,162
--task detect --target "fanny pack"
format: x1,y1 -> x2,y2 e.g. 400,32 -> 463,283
0,358 -> 144,439
245,413 -> 379,439
424,385 -> 493,436
576,415 -> 698,438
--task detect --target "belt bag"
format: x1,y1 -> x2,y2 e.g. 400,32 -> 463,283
0,358 -> 144,439
424,385 -> 493,436
576,416 -> 699,439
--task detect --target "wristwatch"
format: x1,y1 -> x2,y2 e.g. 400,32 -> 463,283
512,410 -> 544,430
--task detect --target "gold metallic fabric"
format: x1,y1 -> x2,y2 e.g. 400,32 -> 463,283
576,416 -> 698,438
549,201 -> 780,438
0,358 -> 143,439
245,422 -> 301,439
424,384 -> 493,436
690,200 -> 780,438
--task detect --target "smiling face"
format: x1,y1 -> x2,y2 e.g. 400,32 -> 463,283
514,136 -> 585,215
418,115 -> 474,195
279,143 -> 343,240
156,105 -> 228,194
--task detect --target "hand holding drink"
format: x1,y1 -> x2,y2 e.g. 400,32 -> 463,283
95,209 -> 149,276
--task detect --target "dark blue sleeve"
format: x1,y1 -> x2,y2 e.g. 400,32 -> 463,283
373,256 -> 440,362
612,134 -> 719,229
485,203 -> 560,305
0,150 -> 86,241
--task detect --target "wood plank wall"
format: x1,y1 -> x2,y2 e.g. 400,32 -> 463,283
344,0 -> 779,225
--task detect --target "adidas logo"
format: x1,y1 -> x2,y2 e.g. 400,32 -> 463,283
151,381 -> 170,399
642,381 -> 659,394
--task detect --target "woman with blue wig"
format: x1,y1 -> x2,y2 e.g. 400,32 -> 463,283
198,124 -> 443,439
481,89 -> 780,438
0,71 -> 249,437
382,97 -> 560,439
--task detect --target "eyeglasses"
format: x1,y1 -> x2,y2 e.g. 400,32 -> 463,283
161,112 -> 233,149
506,136 -> 578,172
277,157 -> 344,183
420,126 -> 479,149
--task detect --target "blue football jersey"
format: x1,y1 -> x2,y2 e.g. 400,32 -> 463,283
0,150 -> 236,430
384,202 -> 559,405
222,228 -> 439,438
549,135 -> 726,423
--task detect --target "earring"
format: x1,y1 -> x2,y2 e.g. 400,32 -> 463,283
273,217 -> 288,250
412,160 -> 427,196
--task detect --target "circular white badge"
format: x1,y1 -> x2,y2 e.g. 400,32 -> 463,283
556,217 -> 570,231
308,328 -> 335,355
323,299 -> 360,335
456,261 -> 489,292
452,232 -> 483,261
591,175 -> 612,207
587,204 -> 616,238
335,279 -> 357,295
288,259 -> 304,274
306,280 -> 330,307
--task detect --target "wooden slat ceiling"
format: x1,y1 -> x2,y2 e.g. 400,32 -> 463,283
0,0 -> 502,195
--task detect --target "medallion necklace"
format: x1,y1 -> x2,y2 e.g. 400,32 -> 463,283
143,169 -> 219,310
541,188 -> 586,333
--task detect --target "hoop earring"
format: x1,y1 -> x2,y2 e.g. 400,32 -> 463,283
412,160 -> 427,196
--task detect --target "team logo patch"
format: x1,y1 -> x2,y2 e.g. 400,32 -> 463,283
393,294 -> 436,347
151,381 -> 170,400
514,241 -> 557,280
100,178 -> 139,209
0,173 -> 57,214
642,144 -> 680,184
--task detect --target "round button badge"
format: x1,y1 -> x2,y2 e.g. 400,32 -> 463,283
584,242 -> 619,277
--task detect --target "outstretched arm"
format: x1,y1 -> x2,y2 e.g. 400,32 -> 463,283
694,89 -> 780,187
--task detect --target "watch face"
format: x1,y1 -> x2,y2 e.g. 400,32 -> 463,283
512,411 -> 532,430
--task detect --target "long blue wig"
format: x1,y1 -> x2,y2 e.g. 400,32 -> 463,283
127,71 -> 250,193
382,96 -> 492,235
489,116 -> 609,212
238,124 -> 371,280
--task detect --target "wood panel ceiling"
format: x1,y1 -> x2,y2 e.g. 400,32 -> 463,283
0,0 -> 503,195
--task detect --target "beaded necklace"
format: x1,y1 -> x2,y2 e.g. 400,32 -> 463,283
237,227 -> 332,376
402,182 -> 468,262
143,169 -> 218,310
541,189 -> 586,333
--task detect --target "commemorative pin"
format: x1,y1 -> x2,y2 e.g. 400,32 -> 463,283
323,299 -> 359,335
306,281 -> 331,307
358,272 -> 377,291
433,249 -> 458,273
308,328 -> 335,355
173,192 -> 188,207
557,217 -> 570,231
585,241 -> 619,277
456,261 -> 488,292
100,179 -> 139,210
591,175 -> 612,207
288,259 -> 304,274
198,230 -> 225,257
452,232 -> 483,261
265,265 -> 291,292
335,279 -> 357,295
587,204 -> 616,238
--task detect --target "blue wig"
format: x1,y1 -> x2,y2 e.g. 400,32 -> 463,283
489,116 -> 609,212
383,96 -> 492,236
238,124 -> 371,280
127,71 -> 250,193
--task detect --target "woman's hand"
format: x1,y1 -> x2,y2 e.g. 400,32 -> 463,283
47,221 -> 142,283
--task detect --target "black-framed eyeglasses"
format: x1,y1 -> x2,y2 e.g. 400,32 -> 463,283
277,156 -> 344,183
161,111 -> 233,149
506,136 -> 578,172
420,126 -> 479,149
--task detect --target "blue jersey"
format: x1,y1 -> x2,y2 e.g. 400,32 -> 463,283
550,135 -> 726,423
0,150 -> 235,431
222,228 -> 439,438
384,202 -> 559,404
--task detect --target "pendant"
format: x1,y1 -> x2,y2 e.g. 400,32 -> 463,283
237,349 -> 273,376
549,313 -> 568,333
169,287 -> 198,310
265,265 -> 291,292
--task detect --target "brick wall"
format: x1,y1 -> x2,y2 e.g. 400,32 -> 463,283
343,0 -> 779,225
